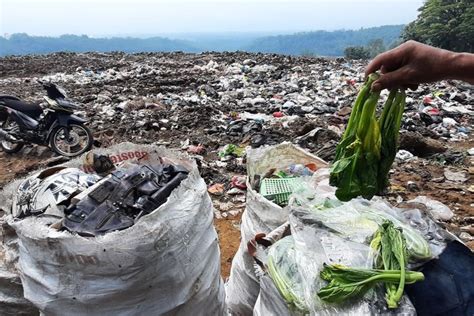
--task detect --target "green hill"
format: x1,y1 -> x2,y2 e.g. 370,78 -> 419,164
245,25 -> 404,56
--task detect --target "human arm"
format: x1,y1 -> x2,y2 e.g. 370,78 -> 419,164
365,40 -> 474,91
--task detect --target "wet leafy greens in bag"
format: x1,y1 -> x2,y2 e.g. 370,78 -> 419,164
267,236 -> 308,312
318,221 -> 424,307
317,264 -> 424,305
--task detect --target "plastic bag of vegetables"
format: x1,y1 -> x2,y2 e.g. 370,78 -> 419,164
289,194 -> 438,262
263,235 -> 377,315
257,223 -> 417,315
266,236 -> 307,313
330,73 -> 406,201
318,221 -> 425,308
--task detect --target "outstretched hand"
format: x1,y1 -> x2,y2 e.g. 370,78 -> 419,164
366,40 -> 473,91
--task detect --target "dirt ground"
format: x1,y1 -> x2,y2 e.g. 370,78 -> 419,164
215,214 -> 242,279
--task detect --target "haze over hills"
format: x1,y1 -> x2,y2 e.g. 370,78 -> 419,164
0,34 -> 200,56
0,25 -> 404,57
245,25 -> 404,56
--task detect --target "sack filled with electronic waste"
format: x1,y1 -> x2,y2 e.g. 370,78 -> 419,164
251,183 -> 456,316
0,142 -> 225,316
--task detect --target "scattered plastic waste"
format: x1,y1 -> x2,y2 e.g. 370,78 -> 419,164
396,149 -> 416,162
0,53 -> 472,315
443,169 -> 468,183
231,175 -> 247,190
187,144 -> 206,155
407,196 -> 454,221
208,183 -> 225,195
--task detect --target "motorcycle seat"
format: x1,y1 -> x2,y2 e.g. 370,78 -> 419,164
2,99 -> 43,118
0,95 -> 21,101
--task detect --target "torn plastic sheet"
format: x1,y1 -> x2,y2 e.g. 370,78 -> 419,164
12,167 -> 100,219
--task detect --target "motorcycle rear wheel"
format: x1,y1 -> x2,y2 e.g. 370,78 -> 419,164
0,116 -> 24,154
50,124 -> 93,157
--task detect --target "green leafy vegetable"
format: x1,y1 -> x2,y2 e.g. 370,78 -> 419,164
330,74 -> 380,201
378,90 -> 406,193
370,221 -> 410,308
318,221 -> 424,308
267,237 -> 308,312
218,144 -> 245,157
330,74 -> 407,201
317,264 -> 424,304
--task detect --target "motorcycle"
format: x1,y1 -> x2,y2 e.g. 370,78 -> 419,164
0,81 -> 94,157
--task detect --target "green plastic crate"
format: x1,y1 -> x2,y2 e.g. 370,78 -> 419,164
260,177 -> 307,205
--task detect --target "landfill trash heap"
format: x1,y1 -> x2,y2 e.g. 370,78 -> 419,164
0,51 -> 472,244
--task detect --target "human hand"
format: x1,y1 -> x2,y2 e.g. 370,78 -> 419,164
365,40 -> 459,91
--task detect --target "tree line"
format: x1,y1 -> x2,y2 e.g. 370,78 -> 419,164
0,33 -> 198,56
245,25 -> 404,56
0,26 -> 404,57
1,1 -> 472,58
345,0 -> 473,59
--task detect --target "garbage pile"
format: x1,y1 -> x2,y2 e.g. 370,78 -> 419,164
0,51 -> 472,272
0,53 -> 471,150
0,143 -> 225,315
0,52 -> 471,219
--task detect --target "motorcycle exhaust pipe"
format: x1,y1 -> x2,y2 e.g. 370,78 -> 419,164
0,128 -> 18,142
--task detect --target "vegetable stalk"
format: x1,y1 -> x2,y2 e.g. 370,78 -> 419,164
371,220 -> 410,308
319,221 -> 424,308
377,89 -> 406,194
317,264 -> 424,304
330,73 -> 407,201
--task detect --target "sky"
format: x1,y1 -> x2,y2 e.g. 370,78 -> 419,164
0,0 -> 424,37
